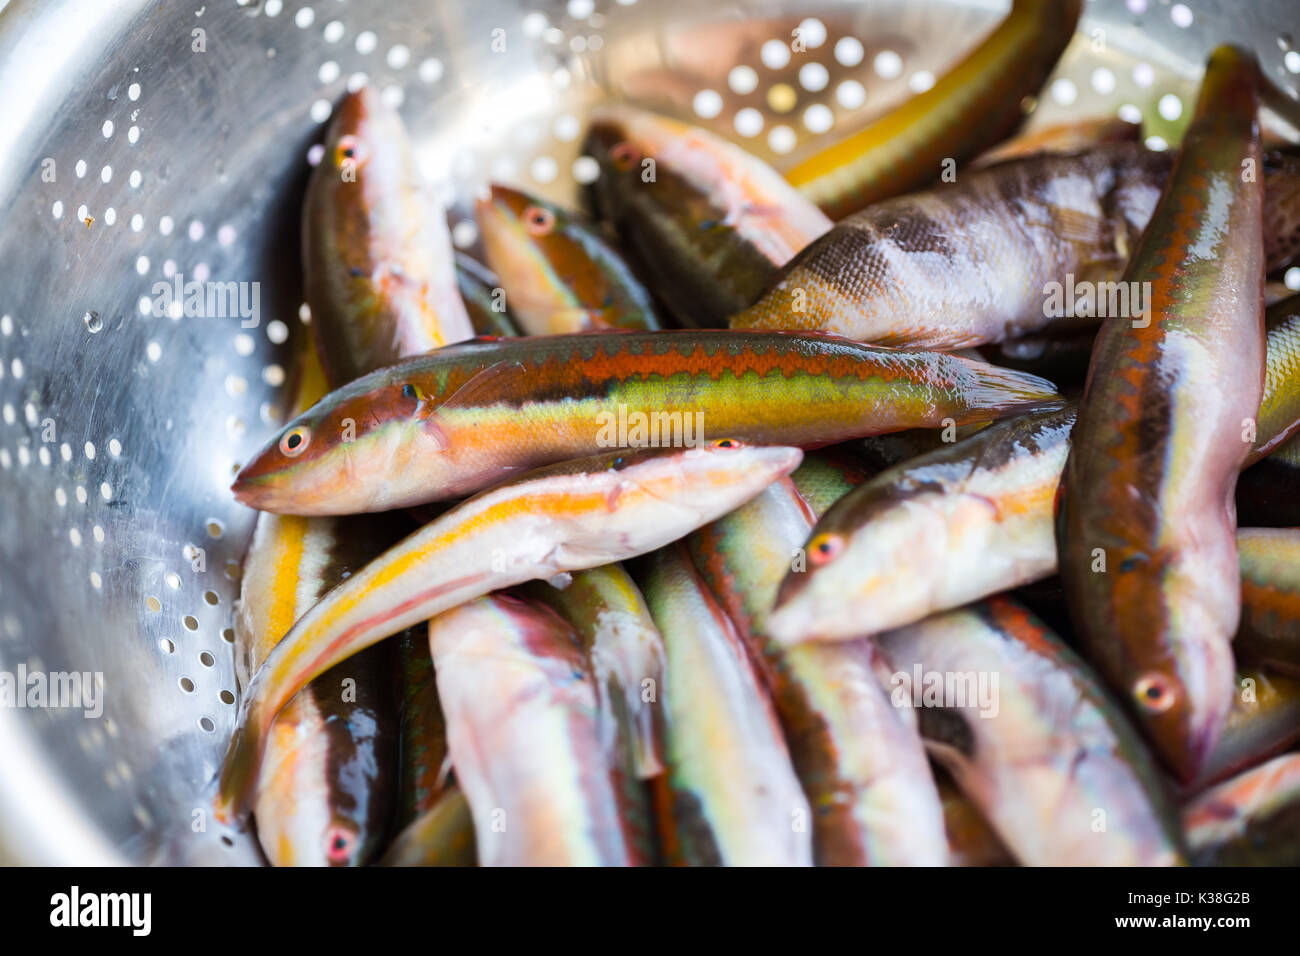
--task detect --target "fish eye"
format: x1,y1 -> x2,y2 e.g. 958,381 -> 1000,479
279,425 -> 311,458
1133,673 -> 1176,713
335,135 -> 365,169
324,825 -> 356,864
711,438 -> 743,449
808,532 -> 844,565
609,142 -> 639,170
401,383 -> 423,401
522,204 -> 555,237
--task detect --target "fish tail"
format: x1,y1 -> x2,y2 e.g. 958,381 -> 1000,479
955,357 -> 1062,417
214,711 -> 262,824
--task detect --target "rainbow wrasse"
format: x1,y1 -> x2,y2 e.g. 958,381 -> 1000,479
935,769 -> 1016,867
1057,46 -> 1266,783
735,144 -> 1299,350
784,0 -> 1082,218
636,543 -> 812,866
215,442 -> 801,821
477,184 -> 661,334
877,597 -> 1185,866
1183,753 -> 1300,866
302,88 -> 473,386
428,594 -> 646,865
585,105 -> 831,328
455,252 -> 521,338
232,329 -> 1057,515
687,476 -> 949,865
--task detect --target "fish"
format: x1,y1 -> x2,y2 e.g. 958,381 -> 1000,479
769,403 -> 1075,645
934,769 -> 1016,867
215,441 -> 802,820
736,144 -> 1300,349
231,329 -> 1058,515
1183,753 -> 1300,866
585,105 -> 831,328
476,184 -> 661,334
786,449 -> 871,514
635,543 -> 812,866
523,564 -> 665,779
427,593 -> 646,865
687,476 -> 949,865
1245,294 -> 1300,466
971,115 -> 1141,169
1190,667 -> 1300,792
378,785 -> 477,867
454,252 -> 521,338
876,597 -> 1186,866
1057,46 -> 1267,782
784,0 -> 1082,218
771,302 -> 1300,646
1236,528 -> 1300,678
233,342 -> 401,867
235,507 -> 403,866
302,88 -> 474,385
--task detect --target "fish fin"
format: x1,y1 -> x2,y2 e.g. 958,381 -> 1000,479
546,571 -> 573,590
439,360 -> 529,410
1047,205 -> 1107,245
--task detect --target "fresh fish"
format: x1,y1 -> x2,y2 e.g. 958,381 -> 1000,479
1237,528 -> 1300,678
476,184 -> 661,334
734,144 -> 1299,349
231,329 -> 1057,515
428,593 -> 646,865
585,105 -> 831,327
877,597 -> 1185,866
971,115 -> 1141,169
523,564 -> 665,779
935,769 -> 1016,867
688,476 -> 949,865
1057,47 -> 1266,782
771,303 -> 1300,646
236,507 -> 402,867
785,0 -> 1081,219
302,88 -> 473,385
636,543 -> 812,866
216,441 -> 802,820
1183,753 -> 1300,866
234,343 -> 400,867
786,449 -> 871,514
455,252 -> 521,338
1191,667 -> 1300,792
769,403 -> 1075,645
379,785 -> 477,867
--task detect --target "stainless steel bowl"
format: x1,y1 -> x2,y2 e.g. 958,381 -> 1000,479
0,0 -> 1295,865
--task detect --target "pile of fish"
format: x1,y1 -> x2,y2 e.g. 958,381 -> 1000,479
214,3 -> 1300,866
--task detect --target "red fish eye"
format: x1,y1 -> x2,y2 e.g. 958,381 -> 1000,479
609,142 -> 639,170
712,438 -> 742,449
325,825 -> 355,864
523,205 -> 555,236
1133,673 -> 1176,713
279,426 -> 311,458
808,533 -> 844,565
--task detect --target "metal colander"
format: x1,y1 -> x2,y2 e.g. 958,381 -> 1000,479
0,0 -> 1296,866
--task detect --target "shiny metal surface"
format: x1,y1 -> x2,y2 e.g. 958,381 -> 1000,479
0,0 -> 1295,865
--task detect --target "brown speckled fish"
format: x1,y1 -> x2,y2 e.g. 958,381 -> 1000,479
877,597 -> 1185,866
734,145 -> 1299,349
303,87 -> 473,386
1057,47 -> 1266,783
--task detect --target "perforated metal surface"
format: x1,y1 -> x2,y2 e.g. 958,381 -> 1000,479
0,0 -> 1296,865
